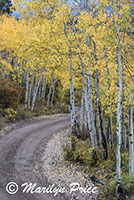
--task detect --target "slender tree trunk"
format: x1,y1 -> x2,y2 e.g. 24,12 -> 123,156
104,48 -> 113,149
96,69 -> 108,159
123,113 -> 127,148
129,105 -> 134,176
84,98 -> 87,130
78,53 -> 96,147
93,42 -> 104,149
93,72 -> 102,149
110,116 -> 113,148
87,69 -> 97,147
129,67 -> 134,176
122,79 -> 127,149
28,70 -> 35,109
33,70 -> 38,96
42,75 -> 47,100
51,79 -> 57,107
47,75 -> 54,107
31,71 -> 43,112
80,86 -> 84,132
116,23 -> 122,184
37,84 -> 42,99
25,69 -> 30,110
69,48 -> 76,135
20,65 -> 23,85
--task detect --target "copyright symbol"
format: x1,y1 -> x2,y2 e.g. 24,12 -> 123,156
6,182 -> 18,194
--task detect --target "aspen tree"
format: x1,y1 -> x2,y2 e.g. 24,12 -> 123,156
31,70 -> 43,112
47,74 -> 54,107
87,69 -> 97,147
114,1 -> 122,184
25,68 -> 30,110
129,67 -> 134,176
51,79 -> 57,107
80,85 -> 84,132
41,75 -> 47,100
28,70 -> 35,109
69,48 -> 76,135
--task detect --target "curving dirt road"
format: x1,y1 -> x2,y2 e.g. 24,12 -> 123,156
0,114 -> 70,200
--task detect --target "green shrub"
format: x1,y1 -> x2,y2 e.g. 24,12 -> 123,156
17,105 -> 32,119
0,79 -> 22,109
121,151 -> 129,172
64,136 -> 104,167
54,102 -> 69,113
100,175 -> 134,200
4,108 -> 17,121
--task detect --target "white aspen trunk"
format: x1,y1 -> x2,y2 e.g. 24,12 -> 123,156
129,67 -> 134,176
129,105 -> 134,176
84,98 -> 87,130
84,104 -> 87,130
123,113 -> 127,149
122,79 -> 127,149
87,69 -> 97,147
34,70 -> 38,94
80,86 -> 84,132
47,75 -> 54,107
51,79 -> 57,107
64,29 -> 76,135
25,69 -> 30,110
78,53 -> 96,147
28,70 -> 35,109
104,48 -> 113,148
116,23 -> 122,184
31,71 -> 38,106
83,86 -> 87,130
42,75 -> 47,100
31,71 -> 43,112
69,48 -> 76,135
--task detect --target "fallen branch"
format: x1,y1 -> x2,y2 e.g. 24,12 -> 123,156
88,175 -> 105,185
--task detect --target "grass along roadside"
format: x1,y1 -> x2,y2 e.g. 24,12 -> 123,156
0,100 -> 69,130
64,134 -> 134,200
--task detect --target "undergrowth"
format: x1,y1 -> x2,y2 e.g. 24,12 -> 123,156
64,133 -> 134,200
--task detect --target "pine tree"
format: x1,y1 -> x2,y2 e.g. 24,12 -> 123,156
0,0 -> 12,14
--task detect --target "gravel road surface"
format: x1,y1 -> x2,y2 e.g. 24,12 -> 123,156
0,114 -> 70,200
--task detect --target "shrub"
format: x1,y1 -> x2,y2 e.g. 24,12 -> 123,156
54,102 -> 69,113
0,79 -> 22,109
17,105 -> 32,119
64,136 -> 104,167
4,108 -> 17,121
100,175 -> 134,200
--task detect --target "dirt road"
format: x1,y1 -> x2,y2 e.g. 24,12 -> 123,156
0,114 -> 70,200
